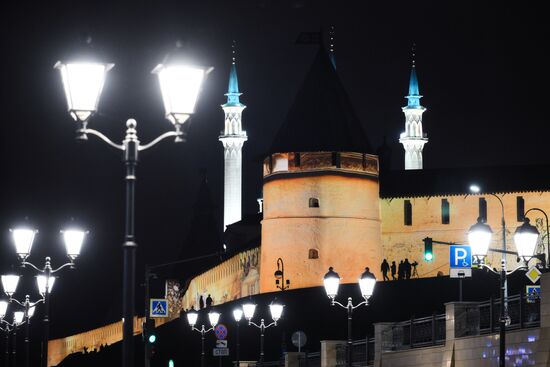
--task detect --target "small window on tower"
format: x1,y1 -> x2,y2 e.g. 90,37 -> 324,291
479,198 -> 487,222
404,200 -> 412,226
308,249 -> 319,259
517,196 -> 525,222
309,198 -> 320,208
441,199 -> 450,224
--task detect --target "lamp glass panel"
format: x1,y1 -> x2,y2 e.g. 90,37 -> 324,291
57,62 -> 109,120
28,305 -> 36,318
63,229 -> 86,258
0,300 -> 8,318
269,303 -> 284,321
12,228 -> 36,258
187,311 -> 198,326
242,303 -> 256,320
233,309 -> 243,322
1,275 -> 20,296
36,275 -> 55,295
14,311 -> 24,325
514,232 -> 539,259
323,276 -> 340,298
156,65 -> 205,120
359,277 -> 376,299
208,311 -> 221,327
468,229 -> 492,257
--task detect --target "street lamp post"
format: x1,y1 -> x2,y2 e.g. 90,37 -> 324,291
468,185 -> 540,367
7,226 -> 86,367
232,308 -> 243,367
0,292 -> 39,367
1,300 -> 12,366
55,42 -> 212,367
242,300 -> 284,367
524,208 -> 550,267
186,308 -> 221,367
323,266 -> 376,367
274,258 -> 290,291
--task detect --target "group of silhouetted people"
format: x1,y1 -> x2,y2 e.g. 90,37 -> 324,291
381,258 -> 418,281
198,294 -> 213,309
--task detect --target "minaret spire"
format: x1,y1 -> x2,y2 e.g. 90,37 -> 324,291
399,43 -> 428,170
328,25 -> 336,69
220,40 -> 247,229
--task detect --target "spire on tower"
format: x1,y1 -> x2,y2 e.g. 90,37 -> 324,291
406,43 -> 422,108
225,40 -> 243,107
329,25 -> 336,69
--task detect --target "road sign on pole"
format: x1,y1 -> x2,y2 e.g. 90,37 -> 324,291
215,324 -> 228,340
213,348 -> 229,356
449,245 -> 472,278
149,299 -> 168,318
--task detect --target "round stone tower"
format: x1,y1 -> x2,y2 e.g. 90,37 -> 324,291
259,49 -> 383,293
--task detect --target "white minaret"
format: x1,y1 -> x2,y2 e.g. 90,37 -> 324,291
219,45 -> 247,229
399,55 -> 428,170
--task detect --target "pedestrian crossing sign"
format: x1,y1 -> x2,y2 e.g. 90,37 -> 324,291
150,299 -> 168,318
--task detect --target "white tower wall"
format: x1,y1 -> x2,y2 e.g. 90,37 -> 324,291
219,105 -> 247,229
400,107 -> 428,170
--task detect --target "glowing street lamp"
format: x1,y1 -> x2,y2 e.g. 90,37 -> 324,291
243,300 -> 284,367
468,217 -> 493,259
1,275 -> 20,298
10,228 -> 38,261
56,41 -> 212,367
233,308 -> 244,366
7,226 -> 86,367
186,308 -> 221,367
323,266 -> 376,367
514,218 -> 539,260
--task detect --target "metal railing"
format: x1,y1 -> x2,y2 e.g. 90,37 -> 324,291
335,338 -> 375,367
298,351 -> 321,367
381,314 -> 446,351
479,293 -> 540,334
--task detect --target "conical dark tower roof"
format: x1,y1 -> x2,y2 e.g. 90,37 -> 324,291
268,48 -> 373,154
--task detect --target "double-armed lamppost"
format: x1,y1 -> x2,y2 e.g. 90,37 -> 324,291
4,226 -> 86,367
232,308 -> 243,367
468,185 -> 541,367
323,266 -> 376,367
0,287 -> 38,367
241,300 -> 284,367
0,308 -> 26,367
186,308 -> 221,367
55,41 -> 212,367
274,258 -> 290,291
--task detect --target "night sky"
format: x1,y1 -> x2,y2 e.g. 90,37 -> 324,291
0,0 -> 548,339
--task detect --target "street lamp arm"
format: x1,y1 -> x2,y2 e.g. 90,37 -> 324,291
20,261 -> 44,273
264,321 -> 278,329
524,207 -> 550,266
476,262 -> 527,275
50,261 -> 76,274
488,193 -> 505,220
9,298 -> 26,307
351,300 -> 368,310
84,128 -> 125,150
248,320 -> 261,328
138,131 -> 183,151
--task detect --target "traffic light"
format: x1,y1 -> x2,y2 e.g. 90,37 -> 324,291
143,318 -> 157,359
423,237 -> 433,261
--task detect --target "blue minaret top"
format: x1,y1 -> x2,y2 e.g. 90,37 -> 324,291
405,45 -> 422,109
224,41 -> 244,107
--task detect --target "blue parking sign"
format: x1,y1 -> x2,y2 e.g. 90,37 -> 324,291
449,245 -> 472,269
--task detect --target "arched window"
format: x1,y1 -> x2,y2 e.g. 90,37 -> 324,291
309,198 -> 320,208
308,249 -> 319,259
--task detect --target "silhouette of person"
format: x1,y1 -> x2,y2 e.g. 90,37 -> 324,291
199,295 -> 205,310
206,294 -> 213,307
398,260 -> 404,280
404,259 -> 412,280
390,261 -> 397,280
381,259 -> 390,281
411,261 -> 419,278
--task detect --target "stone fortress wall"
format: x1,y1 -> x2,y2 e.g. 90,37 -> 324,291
381,191 -> 550,278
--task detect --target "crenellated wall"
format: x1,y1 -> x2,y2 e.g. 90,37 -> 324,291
181,247 -> 261,311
